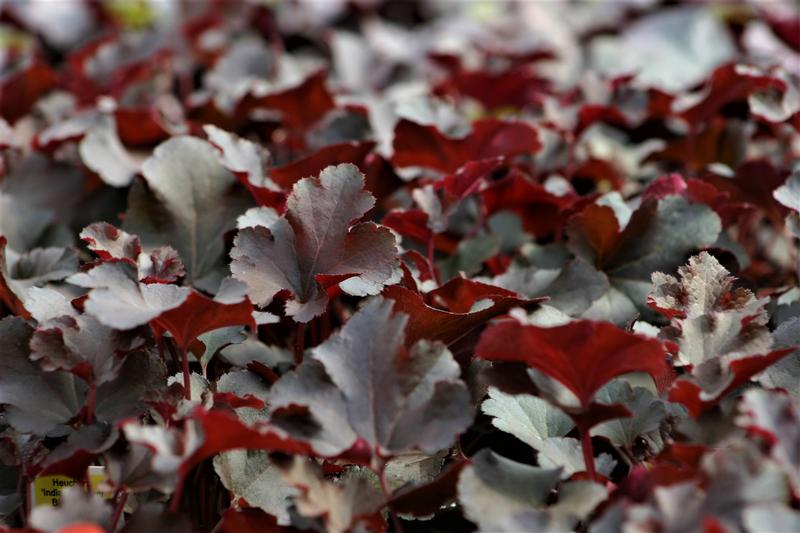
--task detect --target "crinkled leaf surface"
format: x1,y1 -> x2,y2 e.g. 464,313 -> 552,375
650,252 -> 792,400
649,252 -> 772,367
231,164 -> 398,322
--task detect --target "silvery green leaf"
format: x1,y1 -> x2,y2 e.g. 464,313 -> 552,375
494,258 -> 609,316
231,165 -> 398,322
482,387 -> 573,447
773,164 -> 800,213
592,380 -> 683,454
197,326 -> 248,370
221,338 -> 293,370
457,449 -> 562,530
458,449 -> 606,532
68,262 -> 189,330
310,298 -> 474,455
213,450 -> 296,525
536,437 -> 617,479
79,112 -> 138,188
744,503 -> 800,533
438,233 -> 501,280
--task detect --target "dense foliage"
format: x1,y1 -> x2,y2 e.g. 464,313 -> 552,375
1,1 -> 799,532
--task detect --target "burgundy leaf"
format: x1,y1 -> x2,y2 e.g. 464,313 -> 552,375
270,141 -> 376,190
241,70 -> 335,132
150,287 -> 256,351
475,319 -> 670,411
383,283 -> 541,347
392,118 -> 541,174
0,60 -> 58,123
179,409 -> 311,478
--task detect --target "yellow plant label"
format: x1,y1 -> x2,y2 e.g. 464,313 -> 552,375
31,466 -> 111,507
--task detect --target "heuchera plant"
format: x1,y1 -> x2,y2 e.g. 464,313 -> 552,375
0,1 -> 799,532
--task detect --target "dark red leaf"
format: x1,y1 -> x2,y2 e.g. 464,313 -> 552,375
392,118 -> 541,174
241,70 -> 335,132
566,204 -> 621,267
270,141 -> 376,189
475,319 -> 670,409
150,290 -> 256,350
381,209 -> 433,244
219,507 -> 288,533
481,170 -> 585,237
0,60 -> 58,123
701,160 -> 789,226
179,409 -> 311,478
114,107 -> 171,146
426,277 -> 517,314
439,158 -> 504,209
575,104 -> 631,136
434,65 -> 551,110
383,284 -> 541,347
677,64 -> 785,125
